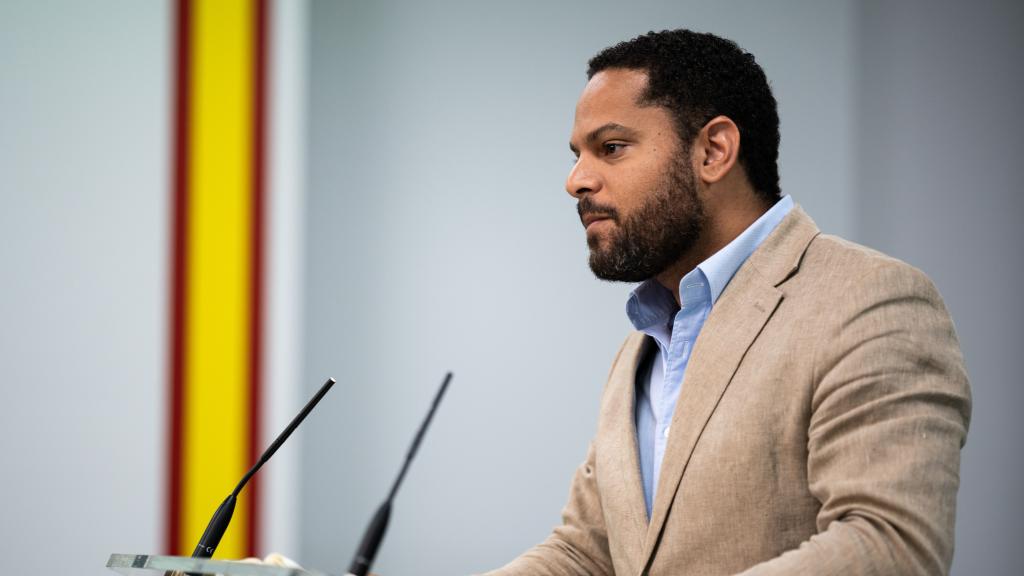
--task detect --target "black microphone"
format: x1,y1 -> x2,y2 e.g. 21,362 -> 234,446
346,372 -> 452,576
190,377 -> 337,561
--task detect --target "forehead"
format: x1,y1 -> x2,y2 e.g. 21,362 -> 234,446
571,68 -> 671,141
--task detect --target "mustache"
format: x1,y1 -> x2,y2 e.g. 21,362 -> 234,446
577,197 -> 620,223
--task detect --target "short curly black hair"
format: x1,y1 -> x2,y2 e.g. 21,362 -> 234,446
588,29 -> 781,201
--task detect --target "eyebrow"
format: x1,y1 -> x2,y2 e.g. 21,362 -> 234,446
569,123 -> 640,155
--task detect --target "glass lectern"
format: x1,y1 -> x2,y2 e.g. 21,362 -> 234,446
106,553 -> 333,576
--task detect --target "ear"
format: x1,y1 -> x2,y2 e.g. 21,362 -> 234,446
694,115 -> 740,185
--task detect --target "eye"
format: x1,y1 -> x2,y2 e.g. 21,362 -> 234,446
602,142 -> 626,156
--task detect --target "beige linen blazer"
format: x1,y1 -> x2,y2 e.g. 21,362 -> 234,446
487,206 -> 971,576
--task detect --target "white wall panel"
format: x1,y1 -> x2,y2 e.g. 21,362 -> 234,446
0,1 -> 168,573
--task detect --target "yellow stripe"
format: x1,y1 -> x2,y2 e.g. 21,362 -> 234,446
183,0 -> 254,558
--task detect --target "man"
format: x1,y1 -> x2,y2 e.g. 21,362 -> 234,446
485,29 -> 971,575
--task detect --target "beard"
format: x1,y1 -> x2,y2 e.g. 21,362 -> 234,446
579,156 -> 706,282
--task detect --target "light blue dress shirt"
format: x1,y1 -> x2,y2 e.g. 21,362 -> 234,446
626,195 -> 793,518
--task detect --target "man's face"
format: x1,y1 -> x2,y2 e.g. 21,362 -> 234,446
567,68 -> 706,282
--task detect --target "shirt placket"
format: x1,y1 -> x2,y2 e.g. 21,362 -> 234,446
656,326 -> 685,447
653,277 -> 710,487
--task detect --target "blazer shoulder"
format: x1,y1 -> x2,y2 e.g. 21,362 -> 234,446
800,233 -> 942,299
805,232 -> 913,273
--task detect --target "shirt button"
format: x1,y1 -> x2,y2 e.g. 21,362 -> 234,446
663,426 -> 671,438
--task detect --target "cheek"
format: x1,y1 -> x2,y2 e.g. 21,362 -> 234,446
609,165 -> 663,215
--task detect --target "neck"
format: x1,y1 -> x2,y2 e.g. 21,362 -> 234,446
655,191 -> 772,306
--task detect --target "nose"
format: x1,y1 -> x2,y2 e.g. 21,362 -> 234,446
565,155 -> 601,199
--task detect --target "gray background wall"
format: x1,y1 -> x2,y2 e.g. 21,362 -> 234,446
856,2 -> 1024,573
301,1 -> 1022,575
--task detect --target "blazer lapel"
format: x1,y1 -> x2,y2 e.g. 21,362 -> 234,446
638,206 -> 820,569
598,333 -> 652,572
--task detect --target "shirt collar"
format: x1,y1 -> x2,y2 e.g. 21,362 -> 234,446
626,195 -> 794,330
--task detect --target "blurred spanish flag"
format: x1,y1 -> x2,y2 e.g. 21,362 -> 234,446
167,0 -> 269,558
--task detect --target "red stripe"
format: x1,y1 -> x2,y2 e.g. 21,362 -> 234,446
247,0 -> 270,557
166,0 -> 192,556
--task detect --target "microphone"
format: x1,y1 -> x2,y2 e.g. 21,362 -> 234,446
346,372 -> 452,576
190,377 -> 337,561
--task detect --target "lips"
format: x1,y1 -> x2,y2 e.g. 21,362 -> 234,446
581,213 -> 614,229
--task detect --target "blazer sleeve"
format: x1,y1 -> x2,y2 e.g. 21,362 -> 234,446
480,441 -> 614,576
738,260 -> 972,576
